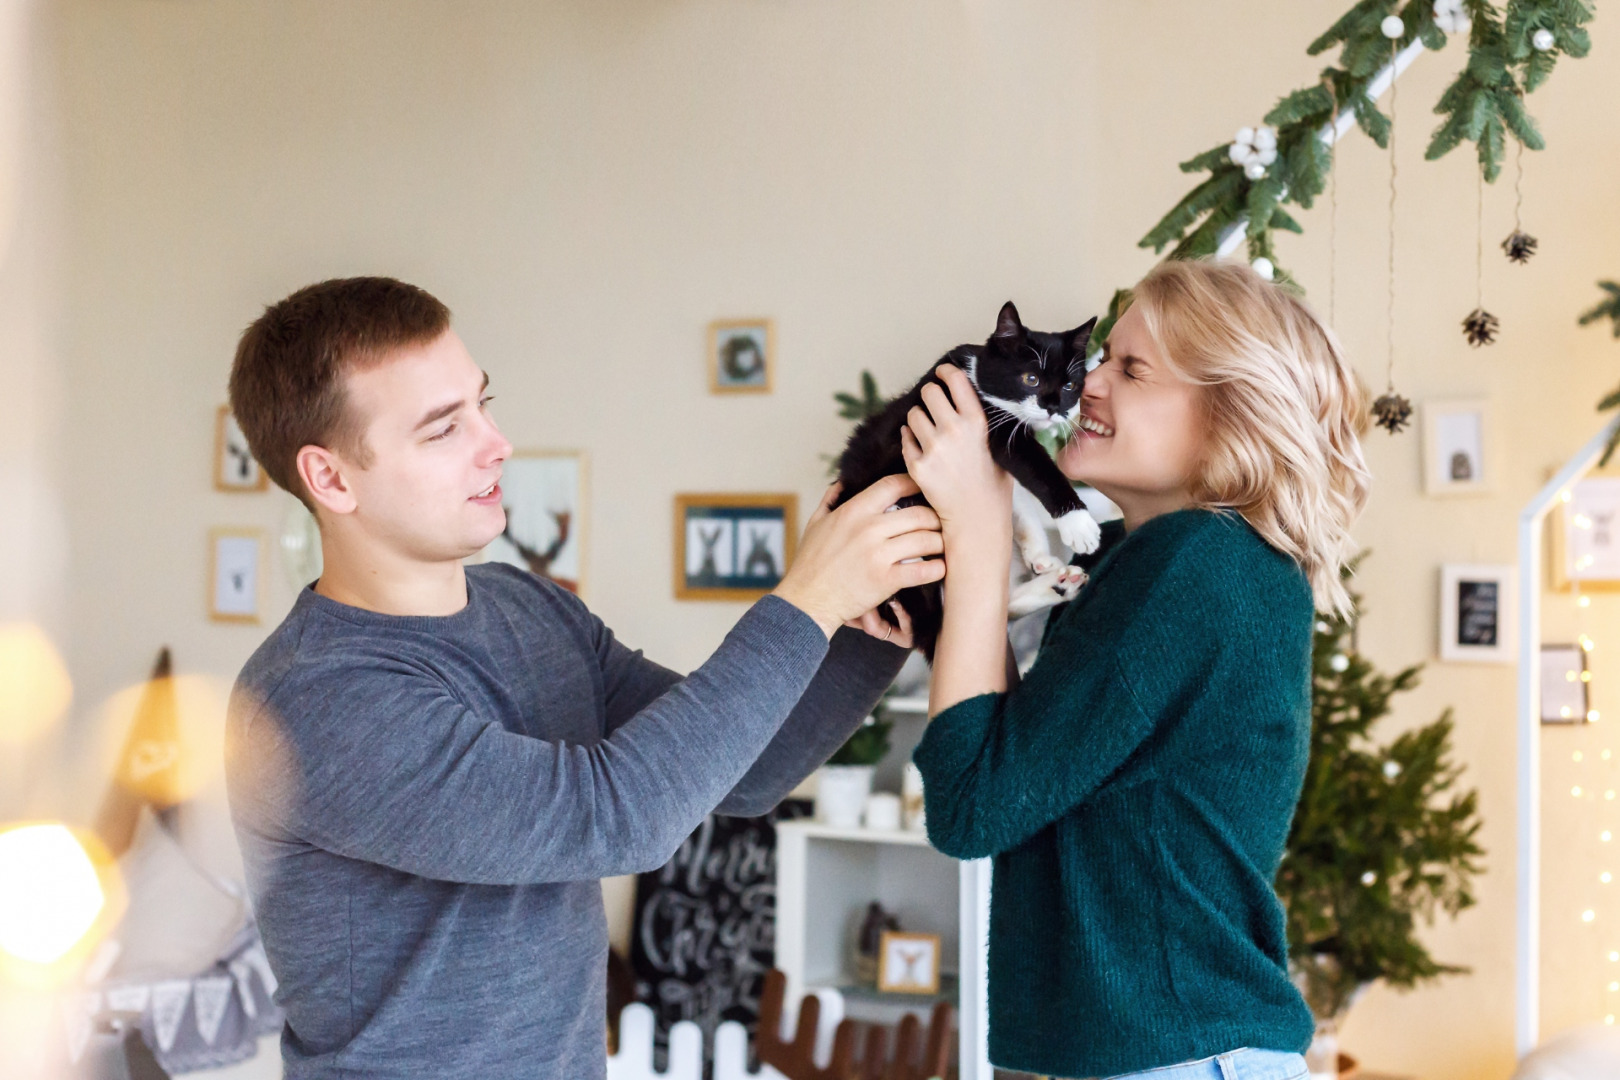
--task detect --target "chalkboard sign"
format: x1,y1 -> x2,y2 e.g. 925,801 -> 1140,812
629,800 -> 811,1068
1439,564 -> 1514,663
1456,579 -> 1499,646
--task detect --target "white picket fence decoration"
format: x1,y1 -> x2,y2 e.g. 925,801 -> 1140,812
608,987 -> 846,1080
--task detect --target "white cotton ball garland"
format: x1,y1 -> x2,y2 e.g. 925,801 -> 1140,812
1433,0 -> 1472,35
1381,14 -> 1406,39
1229,125 -> 1278,181
1251,257 -> 1276,281
1532,28 -> 1556,51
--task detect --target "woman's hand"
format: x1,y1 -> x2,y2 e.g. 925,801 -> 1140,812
900,364 -> 1012,542
845,600 -> 915,650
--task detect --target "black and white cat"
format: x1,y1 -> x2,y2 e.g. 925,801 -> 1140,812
832,301 -> 1102,660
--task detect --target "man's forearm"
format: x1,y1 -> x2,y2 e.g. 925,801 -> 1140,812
715,626 -> 908,817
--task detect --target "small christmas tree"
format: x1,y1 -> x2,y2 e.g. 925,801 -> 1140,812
1278,558 -> 1485,1021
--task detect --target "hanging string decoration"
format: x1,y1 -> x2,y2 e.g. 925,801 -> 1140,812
1464,169 -> 1501,346
1372,20 -> 1413,435
1502,141 -> 1539,263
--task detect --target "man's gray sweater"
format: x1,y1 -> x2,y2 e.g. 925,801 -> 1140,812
226,562 -> 905,1079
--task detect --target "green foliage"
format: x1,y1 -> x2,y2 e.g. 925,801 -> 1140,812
835,370 -> 887,422
1278,560 -> 1485,1020
1112,0 -> 1593,354
1581,283 -> 1620,464
828,712 -> 893,767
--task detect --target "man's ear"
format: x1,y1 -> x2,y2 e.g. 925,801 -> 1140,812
296,444 -> 358,518
993,301 -> 1024,340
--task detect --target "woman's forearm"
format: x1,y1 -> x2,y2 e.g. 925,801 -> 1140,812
929,527 -> 1012,717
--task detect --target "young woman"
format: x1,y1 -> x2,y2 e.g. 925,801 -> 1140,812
902,259 -> 1370,1080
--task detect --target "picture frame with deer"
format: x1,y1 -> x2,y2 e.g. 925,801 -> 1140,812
215,406 -> 268,492
482,449 -> 587,595
674,493 -> 797,601
877,930 -> 941,995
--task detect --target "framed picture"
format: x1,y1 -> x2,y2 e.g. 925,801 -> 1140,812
674,493 -> 797,601
1438,563 -> 1516,663
877,930 -> 941,995
708,318 -> 774,394
209,529 -> 264,624
215,406 -> 267,492
1540,644 -> 1592,724
1422,399 -> 1491,496
1549,477 -> 1620,590
482,450 -> 587,595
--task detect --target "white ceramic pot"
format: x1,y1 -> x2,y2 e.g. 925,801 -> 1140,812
816,765 -> 875,829
863,792 -> 902,831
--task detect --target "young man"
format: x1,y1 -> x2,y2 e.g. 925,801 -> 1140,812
224,277 -> 942,1079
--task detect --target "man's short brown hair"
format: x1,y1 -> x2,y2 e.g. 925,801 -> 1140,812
228,277 -> 451,508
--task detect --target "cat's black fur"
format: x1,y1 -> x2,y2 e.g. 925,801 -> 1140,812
832,301 -> 1097,661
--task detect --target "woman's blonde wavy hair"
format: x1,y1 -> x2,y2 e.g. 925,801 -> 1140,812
1127,258 -> 1371,617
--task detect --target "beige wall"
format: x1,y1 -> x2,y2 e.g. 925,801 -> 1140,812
39,1 -> 1620,1077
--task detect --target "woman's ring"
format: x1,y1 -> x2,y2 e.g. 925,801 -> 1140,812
882,624 -> 893,642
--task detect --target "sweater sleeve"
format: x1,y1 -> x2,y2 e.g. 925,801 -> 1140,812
913,545 -> 1217,861
588,610 -> 908,817
237,596 -> 829,885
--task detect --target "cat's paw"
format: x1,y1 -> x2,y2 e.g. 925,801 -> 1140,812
1056,509 -> 1102,555
1025,553 -> 1061,576
1008,565 -> 1088,617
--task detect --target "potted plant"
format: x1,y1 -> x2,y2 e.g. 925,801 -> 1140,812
816,712 -> 893,828
1278,560 -> 1485,1078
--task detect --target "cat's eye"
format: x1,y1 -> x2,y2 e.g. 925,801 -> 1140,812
1020,373 -> 1040,388
1062,381 -> 1077,392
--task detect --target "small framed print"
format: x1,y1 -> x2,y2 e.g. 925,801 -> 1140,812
1422,399 -> 1491,496
482,450 -> 587,595
877,930 -> 941,995
674,493 -> 797,601
708,319 -> 774,394
209,529 -> 264,624
1438,563 -> 1516,663
1540,644 -> 1591,724
1549,477 -> 1620,590
215,406 -> 267,492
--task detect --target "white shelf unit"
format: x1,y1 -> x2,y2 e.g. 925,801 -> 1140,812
775,820 -> 991,1080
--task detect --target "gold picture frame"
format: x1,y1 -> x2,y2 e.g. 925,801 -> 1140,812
877,930 -> 941,995
708,318 -> 775,394
674,493 -> 797,601
214,406 -> 268,492
208,528 -> 265,624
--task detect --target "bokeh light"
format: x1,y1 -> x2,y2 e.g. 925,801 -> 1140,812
0,824 -> 104,965
0,624 -> 72,745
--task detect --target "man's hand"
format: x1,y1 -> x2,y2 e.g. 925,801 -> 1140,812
845,599 -> 915,649
773,476 -> 944,639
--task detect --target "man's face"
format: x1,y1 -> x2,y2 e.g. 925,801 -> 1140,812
334,330 -> 512,563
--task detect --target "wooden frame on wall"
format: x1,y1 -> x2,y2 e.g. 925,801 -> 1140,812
208,528 -> 265,624
1438,562 -> 1516,663
480,449 -> 589,596
707,318 -> 775,394
674,493 -> 797,601
1548,475 -> 1620,592
877,930 -> 942,995
214,406 -> 268,492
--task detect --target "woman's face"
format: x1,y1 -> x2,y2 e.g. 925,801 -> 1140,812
1056,304 -> 1205,527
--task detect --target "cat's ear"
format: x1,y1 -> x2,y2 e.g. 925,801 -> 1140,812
993,301 -> 1024,340
1070,317 -> 1099,355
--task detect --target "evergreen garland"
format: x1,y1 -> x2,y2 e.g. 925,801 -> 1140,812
1092,0 -> 1594,350
1279,560 -> 1485,1019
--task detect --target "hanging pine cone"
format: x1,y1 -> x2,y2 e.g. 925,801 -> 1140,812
1462,307 -> 1500,346
1501,230 -> 1538,264
1371,392 -> 1413,434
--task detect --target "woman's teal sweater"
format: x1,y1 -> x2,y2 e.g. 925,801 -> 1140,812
913,508 -> 1316,1078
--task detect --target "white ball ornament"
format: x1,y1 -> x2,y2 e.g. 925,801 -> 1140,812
1251,257 -> 1276,281
1381,14 -> 1405,39
1383,760 -> 1403,780
1330,652 -> 1350,672
1244,160 -> 1267,181
1533,28 -> 1556,51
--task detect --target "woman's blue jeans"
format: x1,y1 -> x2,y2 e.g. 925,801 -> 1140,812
1080,1047 -> 1310,1080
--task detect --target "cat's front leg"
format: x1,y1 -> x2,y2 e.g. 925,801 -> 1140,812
1008,565 -> 1087,617
997,429 -> 1102,556
1011,483 -> 1059,574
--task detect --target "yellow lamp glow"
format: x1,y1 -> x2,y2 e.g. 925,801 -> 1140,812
0,625 -> 72,745
0,825 -> 105,965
